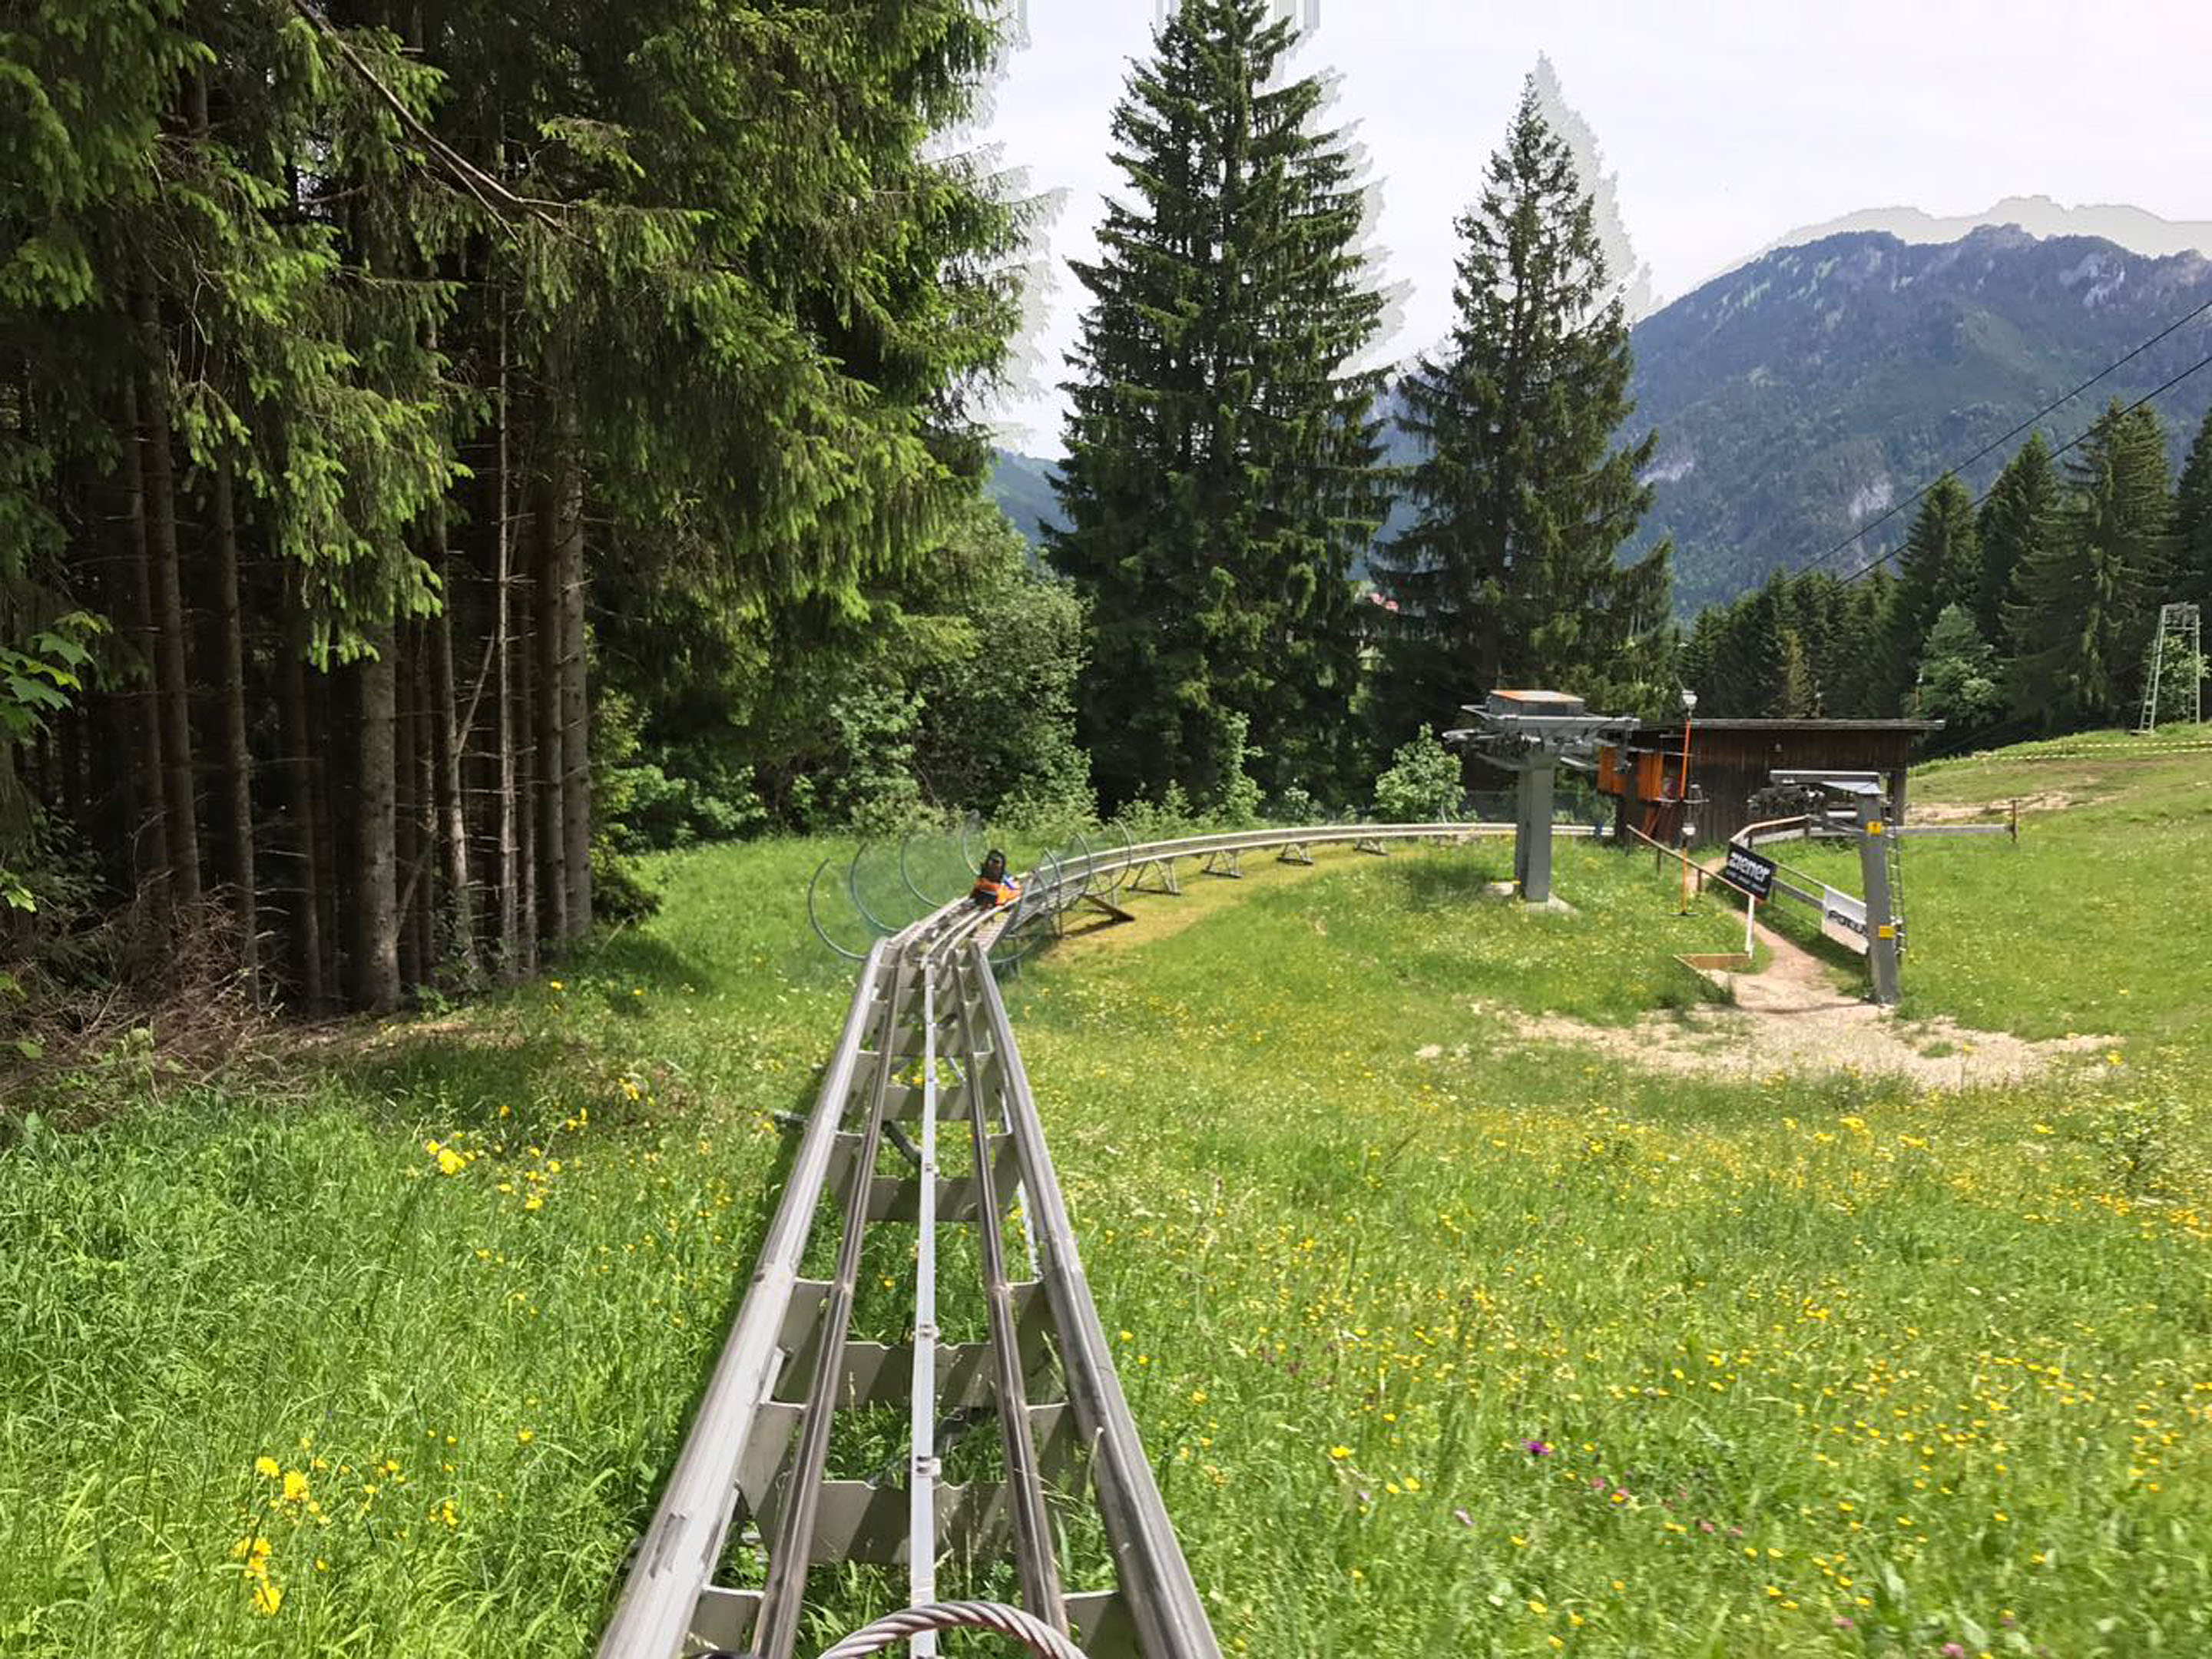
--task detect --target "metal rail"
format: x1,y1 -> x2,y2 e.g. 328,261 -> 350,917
603,821 -> 1560,1658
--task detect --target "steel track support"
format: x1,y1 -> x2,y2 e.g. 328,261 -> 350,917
594,945 -> 893,1659
1127,856 -> 1181,895
974,955 -> 1222,1659
949,949 -> 1069,1631
750,959 -> 916,1659
907,969 -> 943,1651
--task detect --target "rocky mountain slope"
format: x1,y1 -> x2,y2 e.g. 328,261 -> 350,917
995,224 -> 2212,614
1628,225 -> 2212,608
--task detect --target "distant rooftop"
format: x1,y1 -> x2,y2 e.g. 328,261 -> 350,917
1629,718 -> 1942,733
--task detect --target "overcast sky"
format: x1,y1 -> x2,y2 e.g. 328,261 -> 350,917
970,0 -> 2212,454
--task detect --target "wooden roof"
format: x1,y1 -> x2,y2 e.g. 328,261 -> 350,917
1629,718 -> 1942,736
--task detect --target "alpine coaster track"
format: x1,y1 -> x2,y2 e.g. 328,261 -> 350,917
598,822 -> 1553,1657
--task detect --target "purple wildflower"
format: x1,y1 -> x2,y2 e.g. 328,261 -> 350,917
1523,1438 -> 1552,1457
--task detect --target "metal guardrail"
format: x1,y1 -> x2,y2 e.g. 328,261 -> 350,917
812,819 -> 1611,965
607,821 -> 1557,1659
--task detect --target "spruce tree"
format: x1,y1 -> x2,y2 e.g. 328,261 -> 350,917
1050,0 -> 1389,807
1975,435 -> 2061,647
1370,77 -> 1670,735
2176,406 -> 2212,614
1915,604 -> 2005,732
1840,571 -> 1896,717
1714,572 -> 1788,715
1776,628 -> 1819,718
2005,401 -> 2172,728
1882,474 -> 1979,712
1780,570 -> 1846,701
0,0 -> 1026,1012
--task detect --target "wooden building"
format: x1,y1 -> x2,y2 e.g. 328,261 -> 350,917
1595,719 -> 1940,848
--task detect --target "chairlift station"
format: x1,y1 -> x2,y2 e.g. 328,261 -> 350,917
1444,690 -> 1635,906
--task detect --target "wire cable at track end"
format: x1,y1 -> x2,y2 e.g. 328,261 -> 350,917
813,1601 -> 1092,1659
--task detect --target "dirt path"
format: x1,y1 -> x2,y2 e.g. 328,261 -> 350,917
1473,906 -> 2104,1089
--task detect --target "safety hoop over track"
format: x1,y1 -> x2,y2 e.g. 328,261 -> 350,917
602,822 -> 1555,1659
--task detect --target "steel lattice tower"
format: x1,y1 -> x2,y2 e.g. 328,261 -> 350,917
2137,602 -> 2204,733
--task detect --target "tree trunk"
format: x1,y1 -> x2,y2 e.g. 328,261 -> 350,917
312,654 -> 341,995
491,462 -> 519,982
532,469 -> 567,943
280,592 -> 326,1011
135,280 -> 203,912
353,632 -> 402,1011
116,379 -> 171,911
412,631 -> 436,976
514,578 -> 538,972
212,451 -> 258,995
393,628 -> 421,989
554,445 -> 591,935
491,340 -> 522,979
431,587 -> 479,979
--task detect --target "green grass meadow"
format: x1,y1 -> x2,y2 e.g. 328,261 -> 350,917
3,740 -> 2210,1657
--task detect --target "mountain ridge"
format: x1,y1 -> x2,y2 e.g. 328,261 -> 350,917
989,220 -> 2212,614
1720,196 -> 2212,289
1627,223 -> 2212,608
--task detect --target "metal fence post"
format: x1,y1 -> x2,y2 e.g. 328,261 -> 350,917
1856,797 -> 1902,1006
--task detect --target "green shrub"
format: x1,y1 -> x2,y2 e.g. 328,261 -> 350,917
1372,724 -> 1462,820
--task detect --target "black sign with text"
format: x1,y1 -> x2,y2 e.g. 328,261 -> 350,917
1722,844 -> 1776,900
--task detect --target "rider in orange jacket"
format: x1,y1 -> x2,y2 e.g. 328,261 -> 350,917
969,848 -> 1021,910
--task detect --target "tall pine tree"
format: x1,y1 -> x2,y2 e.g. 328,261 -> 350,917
2175,405 -> 2212,615
1881,473 -> 1979,712
1370,76 -> 1670,736
1050,0 -> 1388,807
2005,401 -> 2172,729
1975,435 -> 2061,647
0,0 -> 1025,1015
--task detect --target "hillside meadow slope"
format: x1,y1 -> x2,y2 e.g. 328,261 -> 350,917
2,734 -> 2207,1656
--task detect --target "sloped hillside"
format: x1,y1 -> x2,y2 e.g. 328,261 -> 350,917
1625,226 -> 2212,608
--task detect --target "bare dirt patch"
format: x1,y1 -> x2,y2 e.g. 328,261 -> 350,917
1909,790 -> 2076,824
1463,916 -> 2106,1089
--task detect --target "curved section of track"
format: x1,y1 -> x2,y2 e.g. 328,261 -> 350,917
598,822 -> 1552,1659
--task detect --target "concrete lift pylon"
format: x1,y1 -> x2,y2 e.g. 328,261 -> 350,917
1444,690 -> 1634,906
1768,769 -> 1904,1005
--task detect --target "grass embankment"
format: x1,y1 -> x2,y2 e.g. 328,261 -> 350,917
1767,730 -> 2212,1053
3,751 -> 2209,1657
0,842 -> 859,1654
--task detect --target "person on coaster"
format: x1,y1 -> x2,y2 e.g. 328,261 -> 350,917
969,848 -> 1021,910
